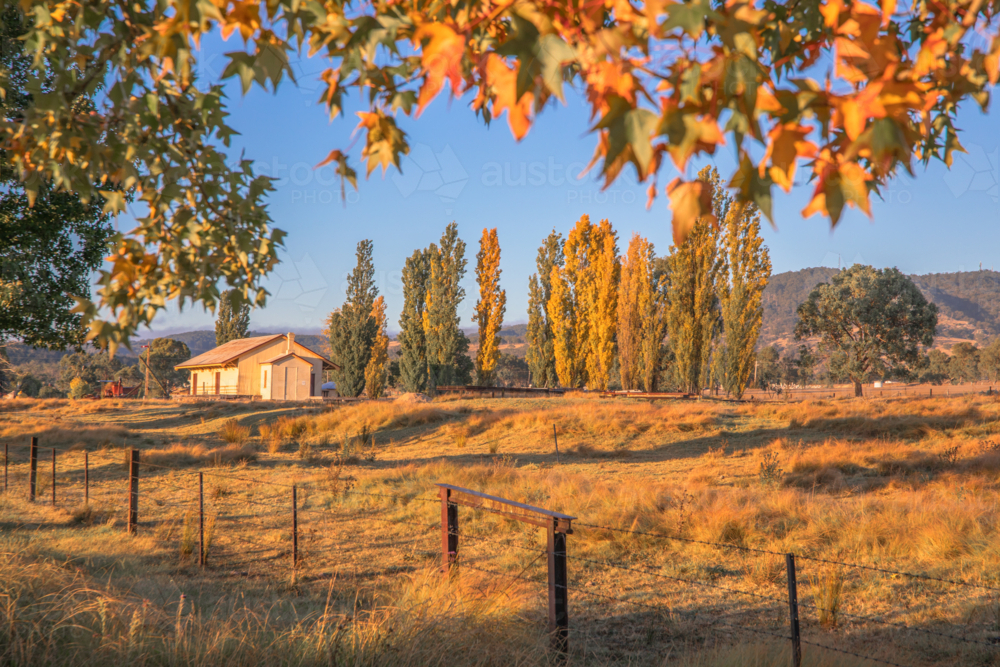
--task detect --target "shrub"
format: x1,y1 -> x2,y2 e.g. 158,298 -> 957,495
68,377 -> 93,399
38,385 -> 66,399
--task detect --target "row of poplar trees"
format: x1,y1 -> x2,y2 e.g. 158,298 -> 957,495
328,223 -> 507,397
526,167 -> 771,398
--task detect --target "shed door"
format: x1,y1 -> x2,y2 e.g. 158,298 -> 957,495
192,373 -> 197,396
310,371 -> 316,397
215,372 -> 220,395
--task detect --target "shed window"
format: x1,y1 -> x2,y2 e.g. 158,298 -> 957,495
264,370 -> 268,389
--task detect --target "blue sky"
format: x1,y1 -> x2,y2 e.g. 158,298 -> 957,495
133,40 -> 1000,336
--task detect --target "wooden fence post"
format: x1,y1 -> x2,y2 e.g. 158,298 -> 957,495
198,472 -> 205,567
547,518 -> 569,658
51,448 -> 56,505
28,437 -> 38,502
84,451 -> 89,505
785,553 -> 802,667
440,486 -> 458,577
127,449 -> 139,535
292,485 -> 299,569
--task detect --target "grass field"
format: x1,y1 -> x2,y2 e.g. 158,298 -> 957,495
3,392 -> 1000,666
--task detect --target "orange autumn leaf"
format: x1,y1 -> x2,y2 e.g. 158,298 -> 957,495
484,54 -> 534,140
760,123 -> 817,191
666,177 -> 717,244
413,23 -> 467,116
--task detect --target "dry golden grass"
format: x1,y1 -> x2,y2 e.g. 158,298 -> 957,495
3,392 -> 1000,666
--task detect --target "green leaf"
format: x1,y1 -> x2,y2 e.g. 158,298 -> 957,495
537,35 -> 576,101
99,190 -> 127,215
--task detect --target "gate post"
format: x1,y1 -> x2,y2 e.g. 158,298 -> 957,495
127,449 -> 139,535
440,486 -> 458,577
547,518 -> 569,658
28,437 -> 38,502
785,553 -> 802,667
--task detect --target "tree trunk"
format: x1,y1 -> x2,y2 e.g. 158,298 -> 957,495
854,380 -> 863,397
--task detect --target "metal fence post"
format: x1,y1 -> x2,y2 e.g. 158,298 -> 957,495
292,484 -> 299,570
198,472 -> 205,567
785,553 -> 802,667
4,443 -> 7,493
84,451 -> 89,505
51,448 -> 56,505
553,424 -> 560,463
440,486 -> 458,577
547,518 -> 569,658
127,449 -> 139,535
28,437 -> 38,502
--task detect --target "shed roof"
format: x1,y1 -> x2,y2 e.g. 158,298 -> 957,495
175,335 -> 283,369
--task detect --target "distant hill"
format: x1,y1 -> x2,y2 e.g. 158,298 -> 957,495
761,268 -> 1000,350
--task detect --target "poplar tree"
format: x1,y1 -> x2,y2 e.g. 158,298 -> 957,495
641,258 -> 669,392
364,296 -> 389,399
215,289 -> 251,346
618,234 -> 655,390
717,201 -> 771,398
422,223 -> 468,388
665,167 -> 725,394
560,216 -> 595,387
548,265 -> 576,388
526,231 -> 563,388
327,240 -> 378,397
584,220 -> 619,391
473,228 -> 506,385
398,249 -> 430,393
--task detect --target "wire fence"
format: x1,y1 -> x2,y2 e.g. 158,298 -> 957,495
3,435 -> 999,666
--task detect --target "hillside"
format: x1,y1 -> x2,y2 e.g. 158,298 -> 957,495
760,268 -> 1000,350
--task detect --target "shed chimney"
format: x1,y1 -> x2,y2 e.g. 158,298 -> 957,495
286,332 -> 295,354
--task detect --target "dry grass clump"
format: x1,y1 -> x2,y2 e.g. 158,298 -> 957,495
143,442 -> 257,467
0,549 -> 552,667
219,418 -> 251,444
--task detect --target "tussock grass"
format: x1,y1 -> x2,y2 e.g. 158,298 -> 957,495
219,418 -> 251,444
143,443 -> 257,467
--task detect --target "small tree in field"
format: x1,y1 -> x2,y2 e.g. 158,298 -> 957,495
215,289 -> 251,346
794,266 -> 937,397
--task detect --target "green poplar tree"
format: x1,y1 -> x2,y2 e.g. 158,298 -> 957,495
398,249 -> 430,393
422,223 -> 468,388
215,289 -> 251,346
327,240 -> 378,397
526,230 -> 562,388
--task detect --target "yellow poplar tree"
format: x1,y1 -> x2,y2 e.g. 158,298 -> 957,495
562,216 -> 594,387
364,296 -> 389,399
718,202 -> 771,398
473,228 -> 506,385
548,265 -> 576,388
584,220 -> 619,391
618,233 -> 656,391
666,168 -> 725,394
